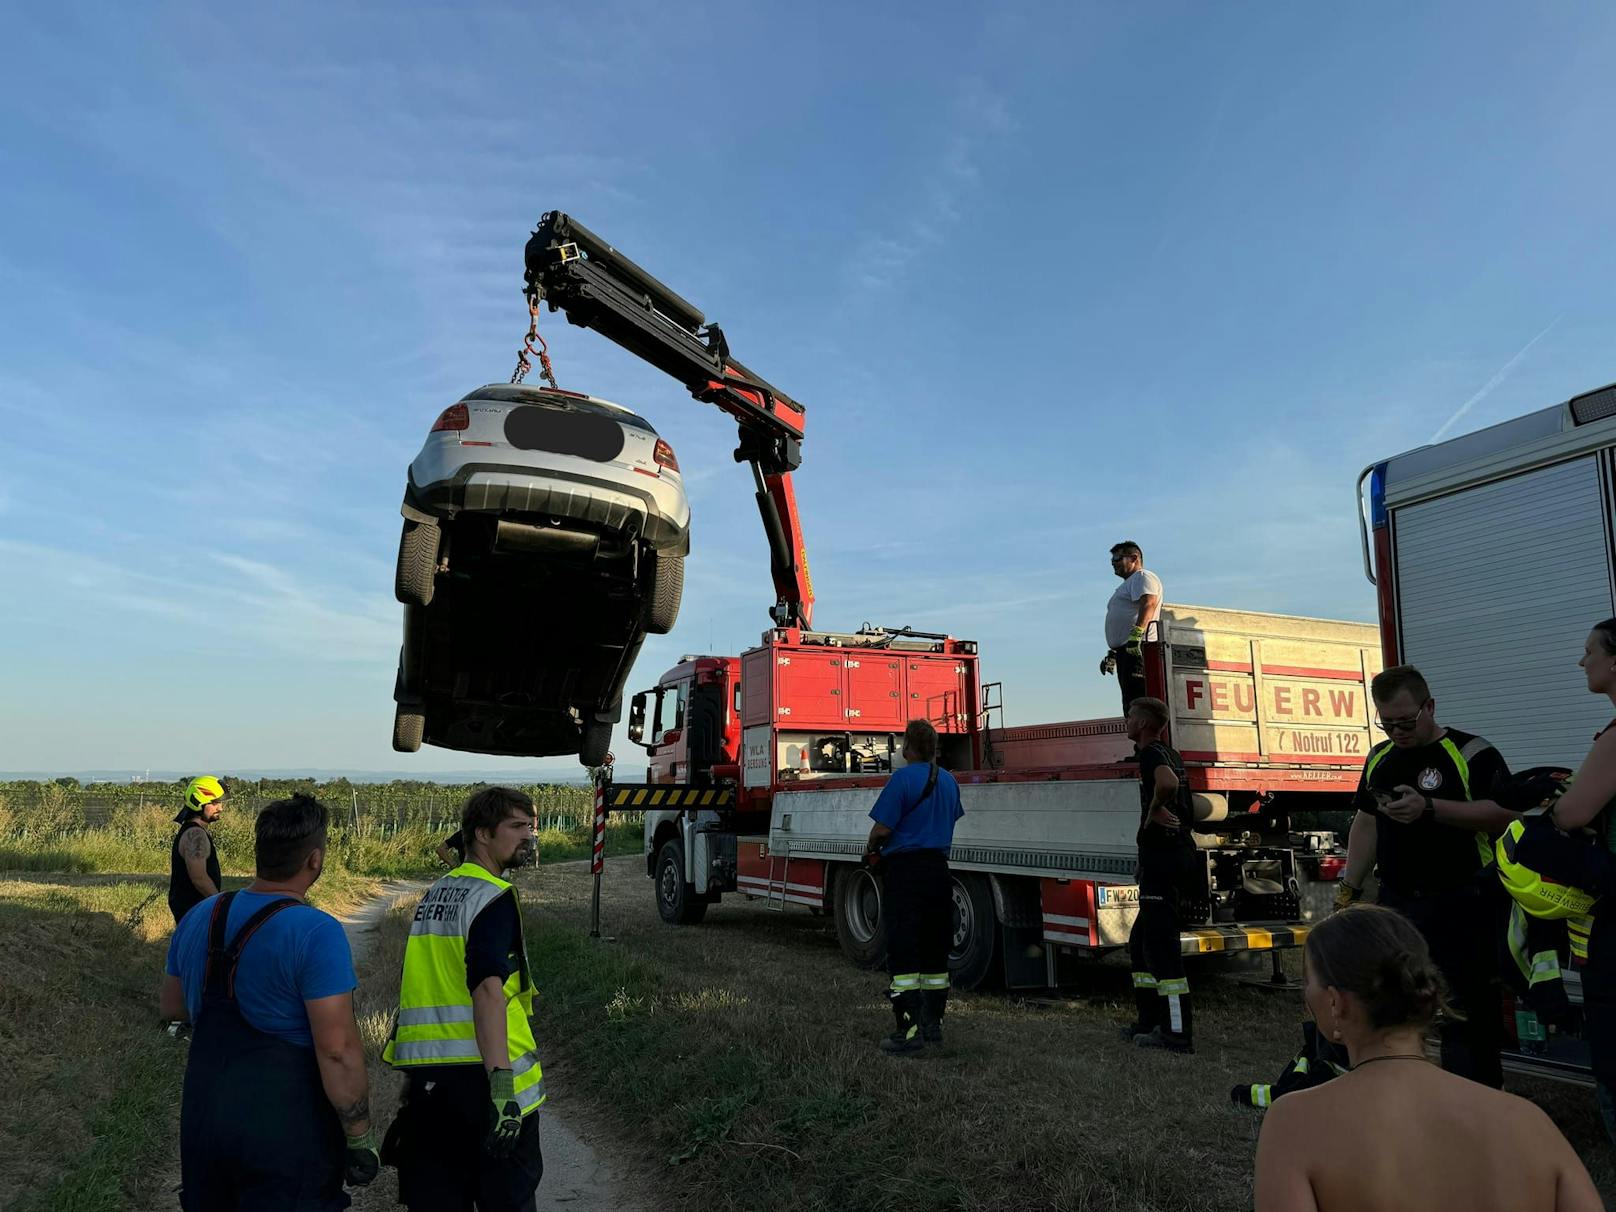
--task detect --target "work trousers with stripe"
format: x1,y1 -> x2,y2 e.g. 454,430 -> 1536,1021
883,849 -> 952,995
1129,844 -> 1196,1038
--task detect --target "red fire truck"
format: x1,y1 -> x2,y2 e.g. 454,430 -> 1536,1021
1359,379 -> 1616,1085
524,213 -> 1366,989
620,605 -> 1374,989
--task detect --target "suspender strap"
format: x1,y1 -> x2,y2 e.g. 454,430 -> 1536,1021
202,891 -> 303,1000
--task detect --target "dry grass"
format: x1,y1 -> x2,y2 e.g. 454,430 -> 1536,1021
488,857 -> 1616,1212
0,876 -> 182,1212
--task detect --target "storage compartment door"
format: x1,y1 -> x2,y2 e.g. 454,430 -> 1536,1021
905,656 -> 971,733
1393,455 -> 1614,768
842,655 -> 905,729
773,650 -> 845,729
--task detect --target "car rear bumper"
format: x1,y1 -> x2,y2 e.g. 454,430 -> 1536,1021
406,462 -> 689,551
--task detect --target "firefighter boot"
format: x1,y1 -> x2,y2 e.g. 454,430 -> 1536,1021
1120,980 -> 1160,1042
921,988 -> 948,1045
880,990 -> 926,1056
1135,990 -> 1193,1054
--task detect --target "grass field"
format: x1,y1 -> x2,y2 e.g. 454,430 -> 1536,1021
0,810 -> 636,1212
11,844 -> 1612,1212
0,877 -> 195,1212
502,857 -> 1616,1212
0,804 -> 641,888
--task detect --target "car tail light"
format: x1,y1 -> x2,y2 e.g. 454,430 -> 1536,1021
653,439 -> 679,472
430,404 -> 470,433
1317,855 -> 1346,882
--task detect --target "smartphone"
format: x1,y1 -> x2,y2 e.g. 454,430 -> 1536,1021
1371,789 -> 1396,808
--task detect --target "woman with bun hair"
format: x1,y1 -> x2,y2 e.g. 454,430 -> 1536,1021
1255,905 -> 1598,1211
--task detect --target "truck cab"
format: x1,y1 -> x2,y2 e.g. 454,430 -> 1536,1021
628,655 -> 742,786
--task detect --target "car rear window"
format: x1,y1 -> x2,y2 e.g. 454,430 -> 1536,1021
461,385 -> 656,433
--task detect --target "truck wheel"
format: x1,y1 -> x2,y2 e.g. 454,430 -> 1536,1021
948,871 -> 998,990
392,705 -> 424,753
395,519 -> 440,606
656,839 -> 707,925
644,550 -> 684,635
578,721 -> 611,767
832,864 -> 887,968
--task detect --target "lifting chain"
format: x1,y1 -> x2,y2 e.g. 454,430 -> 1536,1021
510,288 -> 560,389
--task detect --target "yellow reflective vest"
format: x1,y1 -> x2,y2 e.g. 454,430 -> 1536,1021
382,863 -> 545,1115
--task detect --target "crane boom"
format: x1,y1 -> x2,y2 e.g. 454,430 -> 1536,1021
523,212 -> 813,629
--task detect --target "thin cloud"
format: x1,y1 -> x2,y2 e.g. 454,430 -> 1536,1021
848,79 -> 1015,291
1431,316 -> 1562,442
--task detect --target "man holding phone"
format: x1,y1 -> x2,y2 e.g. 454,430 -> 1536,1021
1338,664 -> 1519,1087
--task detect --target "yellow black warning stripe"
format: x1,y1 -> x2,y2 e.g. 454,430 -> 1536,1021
1178,923 -> 1308,956
607,784 -> 735,809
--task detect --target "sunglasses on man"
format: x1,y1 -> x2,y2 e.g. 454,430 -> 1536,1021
1373,703 -> 1431,733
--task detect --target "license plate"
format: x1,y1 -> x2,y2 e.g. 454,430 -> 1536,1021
1098,884 -> 1140,907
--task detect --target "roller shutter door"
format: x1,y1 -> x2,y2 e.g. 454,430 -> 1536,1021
1393,455 -> 1614,769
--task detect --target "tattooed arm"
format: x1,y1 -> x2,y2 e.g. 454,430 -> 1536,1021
306,991 -> 371,1139
178,827 -> 219,897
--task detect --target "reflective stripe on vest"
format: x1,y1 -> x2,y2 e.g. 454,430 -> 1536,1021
1364,735 -> 1496,866
382,864 -> 545,1115
1439,734 -> 1498,867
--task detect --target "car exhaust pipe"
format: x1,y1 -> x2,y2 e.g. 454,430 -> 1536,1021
493,520 -> 599,558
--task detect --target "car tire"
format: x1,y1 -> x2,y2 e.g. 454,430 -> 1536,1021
656,839 -> 707,924
949,871 -> 998,991
832,863 -> 888,969
644,550 -> 684,635
578,721 -> 612,768
395,519 -> 440,606
392,705 -> 424,753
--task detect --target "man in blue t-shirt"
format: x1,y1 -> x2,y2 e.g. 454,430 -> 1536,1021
863,718 -> 964,1055
160,793 -> 378,1209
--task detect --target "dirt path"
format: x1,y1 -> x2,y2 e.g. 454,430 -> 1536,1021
342,879 -> 647,1212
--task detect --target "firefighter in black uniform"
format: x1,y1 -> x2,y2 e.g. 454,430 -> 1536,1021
863,720 -> 964,1055
170,775 -> 226,925
1120,696 -> 1198,1053
1337,664 -> 1517,1087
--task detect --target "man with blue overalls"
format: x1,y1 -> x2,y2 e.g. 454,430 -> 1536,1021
160,793 -> 377,1210
864,719 -> 965,1055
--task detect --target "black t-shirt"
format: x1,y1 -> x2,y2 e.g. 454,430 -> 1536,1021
1353,727 -> 1510,897
1137,740 -> 1195,851
465,889 -> 522,992
168,820 -> 222,923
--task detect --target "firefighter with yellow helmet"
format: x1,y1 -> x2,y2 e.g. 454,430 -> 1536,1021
169,775 -> 226,925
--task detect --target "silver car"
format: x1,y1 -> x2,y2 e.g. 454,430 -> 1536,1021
392,383 -> 691,764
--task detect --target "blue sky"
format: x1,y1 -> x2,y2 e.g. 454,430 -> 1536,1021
3,2 -> 1615,777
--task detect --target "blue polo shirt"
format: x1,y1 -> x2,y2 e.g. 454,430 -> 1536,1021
870,762 -> 964,855
166,891 -> 357,1047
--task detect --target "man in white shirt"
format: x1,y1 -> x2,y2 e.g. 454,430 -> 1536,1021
1100,541 -> 1163,714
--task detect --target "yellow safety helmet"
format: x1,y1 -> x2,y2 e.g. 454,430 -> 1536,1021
181,775 -> 227,818
1496,817 -> 1597,921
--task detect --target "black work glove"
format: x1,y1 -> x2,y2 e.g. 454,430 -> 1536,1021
485,1068 -> 523,1158
344,1127 -> 380,1186
1491,768 -> 1570,814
